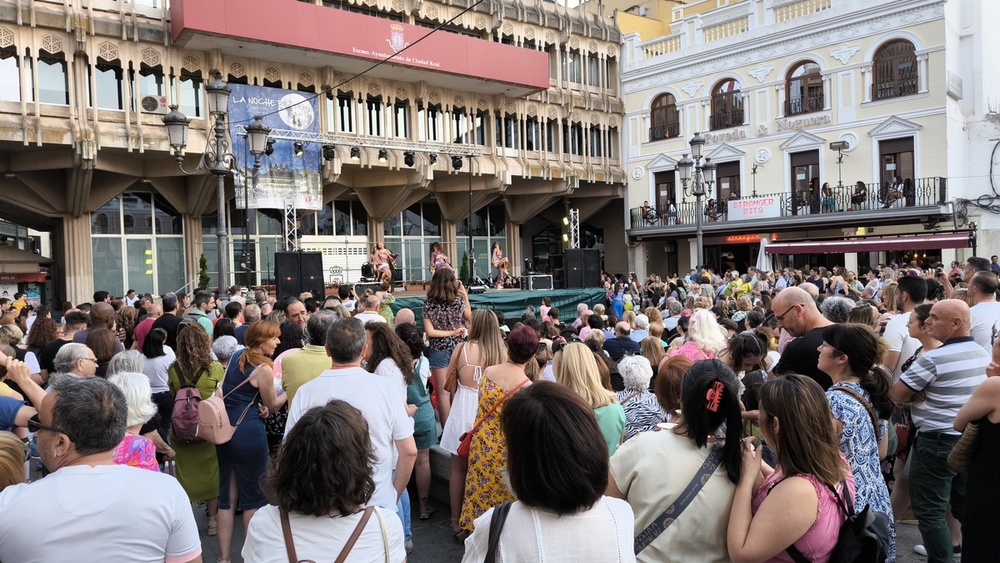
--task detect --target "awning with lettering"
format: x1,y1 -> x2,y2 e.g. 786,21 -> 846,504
765,231 -> 974,254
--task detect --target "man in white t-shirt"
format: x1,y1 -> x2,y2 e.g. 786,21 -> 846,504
353,294 -> 387,325
968,270 -> 1000,353
285,317 -> 415,511
883,274 -> 927,378
0,377 -> 201,563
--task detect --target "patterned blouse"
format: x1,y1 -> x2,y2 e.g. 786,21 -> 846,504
112,432 -> 159,472
431,250 -> 452,272
617,389 -> 668,441
423,296 -> 466,352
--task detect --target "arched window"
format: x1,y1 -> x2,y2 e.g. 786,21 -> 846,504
873,40 -> 917,101
0,45 -> 23,102
650,93 -> 679,141
711,79 -> 743,130
786,62 -> 822,116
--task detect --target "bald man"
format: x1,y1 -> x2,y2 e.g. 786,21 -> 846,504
891,299 -> 988,563
770,286 -> 833,389
72,302 -> 125,354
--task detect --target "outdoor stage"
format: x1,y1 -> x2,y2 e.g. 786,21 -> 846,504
389,287 -> 608,326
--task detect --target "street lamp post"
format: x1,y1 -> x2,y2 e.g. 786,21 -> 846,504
162,73 -> 236,293
243,116 -> 272,286
677,132 -> 717,270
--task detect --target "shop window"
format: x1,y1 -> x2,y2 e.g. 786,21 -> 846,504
37,52 -> 69,105
785,61 -> 822,116
710,79 -> 743,131
873,40 -> 917,101
0,47 -> 22,102
649,93 -> 679,141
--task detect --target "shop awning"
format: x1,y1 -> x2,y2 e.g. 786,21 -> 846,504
765,231 -> 973,255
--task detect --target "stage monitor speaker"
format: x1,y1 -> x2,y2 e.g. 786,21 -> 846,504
354,282 -> 383,297
275,252 -> 324,298
521,275 -> 553,291
564,249 -> 601,288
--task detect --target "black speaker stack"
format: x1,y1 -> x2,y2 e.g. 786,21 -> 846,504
564,248 -> 601,288
274,252 -> 324,298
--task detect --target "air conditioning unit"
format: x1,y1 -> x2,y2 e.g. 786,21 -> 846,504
140,95 -> 169,115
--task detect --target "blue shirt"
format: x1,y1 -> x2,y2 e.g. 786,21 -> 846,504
0,396 -> 24,431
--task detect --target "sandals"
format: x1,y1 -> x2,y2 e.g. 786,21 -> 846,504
419,505 -> 434,520
451,518 -> 468,543
207,516 -> 218,536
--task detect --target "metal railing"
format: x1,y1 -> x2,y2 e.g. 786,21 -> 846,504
629,177 -> 948,230
649,122 -> 680,142
872,77 -> 919,101
785,94 -> 824,116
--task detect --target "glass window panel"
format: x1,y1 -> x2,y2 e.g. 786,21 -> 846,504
258,238 -> 281,286
257,209 -> 283,235
37,56 -> 68,105
384,213 -> 402,237
402,205 -> 421,236
421,203 -> 440,237
489,204 -> 506,236
315,203 -> 333,236
156,238 -> 185,295
202,213 -> 217,234
178,72 -> 203,119
95,62 -> 125,110
126,239 -> 155,295
92,197 -> 121,234
0,52 -> 21,102
122,193 -> 153,235
92,239 -> 124,297
334,201 -> 351,236
232,240 -> 253,289
137,65 -> 164,97
351,202 -> 368,236
153,194 -> 181,235
402,239 -> 424,281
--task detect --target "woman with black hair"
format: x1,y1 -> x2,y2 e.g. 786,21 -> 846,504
817,323 -> 896,562
141,327 -> 175,439
607,359 -> 745,562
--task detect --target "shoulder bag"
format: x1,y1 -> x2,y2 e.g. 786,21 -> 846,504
948,421 -> 980,473
280,506 -> 388,563
457,379 -> 529,457
833,385 -> 881,441
197,354 -> 260,445
633,444 -> 724,554
785,481 -> 891,563
484,501 -> 513,563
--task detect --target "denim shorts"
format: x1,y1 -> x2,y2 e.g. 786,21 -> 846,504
426,347 -> 453,369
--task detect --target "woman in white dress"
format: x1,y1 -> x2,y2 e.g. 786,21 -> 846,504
440,309 -> 507,539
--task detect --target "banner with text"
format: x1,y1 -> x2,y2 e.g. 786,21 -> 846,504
729,197 -> 781,220
229,84 -> 322,211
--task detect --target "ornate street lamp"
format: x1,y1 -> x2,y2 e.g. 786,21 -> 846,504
677,132 -> 717,269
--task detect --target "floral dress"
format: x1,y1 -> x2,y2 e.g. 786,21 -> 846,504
113,432 -> 159,472
827,382 -> 896,563
459,377 -> 526,531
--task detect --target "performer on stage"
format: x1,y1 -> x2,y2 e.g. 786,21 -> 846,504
369,241 -> 396,284
491,242 -> 510,285
429,242 -> 453,276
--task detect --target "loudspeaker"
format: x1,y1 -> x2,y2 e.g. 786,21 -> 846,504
564,249 -> 601,288
275,252 -> 324,298
521,275 -> 553,291
354,282 -> 382,297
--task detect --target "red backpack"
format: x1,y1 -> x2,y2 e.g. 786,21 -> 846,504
171,369 -> 205,443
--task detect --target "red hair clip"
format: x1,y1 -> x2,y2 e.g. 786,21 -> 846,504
706,381 -> 724,412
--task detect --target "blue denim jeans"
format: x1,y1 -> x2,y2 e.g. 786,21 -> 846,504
393,471 -> 412,541
909,431 -> 966,563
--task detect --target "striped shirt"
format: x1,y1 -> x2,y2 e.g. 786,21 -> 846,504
899,337 -> 988,435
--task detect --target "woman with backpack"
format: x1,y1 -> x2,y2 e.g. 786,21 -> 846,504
167,323 -> 224,537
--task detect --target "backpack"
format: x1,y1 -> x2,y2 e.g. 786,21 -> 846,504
177,312 -> 201,337
786,482 -> 891,563
171,368 -> 206,443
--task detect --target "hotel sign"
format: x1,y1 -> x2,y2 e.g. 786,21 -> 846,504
729,196 -> 780,220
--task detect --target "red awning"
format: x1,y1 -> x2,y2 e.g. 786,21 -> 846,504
765,232 -> 973,255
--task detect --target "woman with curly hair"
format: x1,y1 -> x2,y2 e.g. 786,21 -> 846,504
167,324 -> 224,537
422,268 -> 472,425
25,316 -> 59,374
242,400 -> 405,562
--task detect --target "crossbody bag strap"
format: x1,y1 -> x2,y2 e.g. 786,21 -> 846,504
620,391 -> 641,407
833,385 -> 880,440
334,507 -> 374,563
484,501 -> 513,563
467,379 -> 529,440
786,480 -> 852,563
373,507 -> 391,563
634,445 -> 724,554
279,508 -> 299,563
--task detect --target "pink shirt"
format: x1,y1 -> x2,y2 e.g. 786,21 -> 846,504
113,433 -> 159,472
668,341 -> 716,362
751,466 -> 855,563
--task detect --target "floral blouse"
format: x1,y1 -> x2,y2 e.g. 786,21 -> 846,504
423,296 -> 466,351
113,432 -> 159,472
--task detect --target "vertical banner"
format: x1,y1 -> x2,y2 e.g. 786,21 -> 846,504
228,85 -> 322,210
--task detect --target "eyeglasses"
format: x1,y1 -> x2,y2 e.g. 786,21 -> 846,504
773,304 -> 799,323
81,357 -> 99,364
818,341 -> 842,355
27,416 -> 74,442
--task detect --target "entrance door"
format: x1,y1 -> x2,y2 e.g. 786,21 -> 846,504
654,170 -> 675,214
879,137 -> 914,183
790,150 -> 820,215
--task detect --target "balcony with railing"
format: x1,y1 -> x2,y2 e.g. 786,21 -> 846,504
785,94 -> 824,116
649,121 -> 680,142
872,77 -> 919,102
629,177 -> 948,231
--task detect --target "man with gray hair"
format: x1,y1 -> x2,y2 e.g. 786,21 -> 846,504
820,296 -> 855,324
663,300 -> 683,334
53,343 -> 99,379
286,317 -> 416,511
572,303 -> 589,330
235,303 -> 261,345
281,310 -> 336,404
0,377 -> 201,562
353,294 -> 386,324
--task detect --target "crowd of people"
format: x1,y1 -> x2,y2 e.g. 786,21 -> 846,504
0,254 -> 998,562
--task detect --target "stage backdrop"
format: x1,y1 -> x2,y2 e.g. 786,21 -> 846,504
391,288 -> 609,327
228,84 -> 322,211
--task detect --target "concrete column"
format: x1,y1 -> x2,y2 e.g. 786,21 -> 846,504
441,221 -> 458,276
182,215 -> 203,290
506,221 -> 521,277
59,214 -> 94,306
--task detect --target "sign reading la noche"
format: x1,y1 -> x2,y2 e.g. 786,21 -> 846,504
730,197 -> 780,220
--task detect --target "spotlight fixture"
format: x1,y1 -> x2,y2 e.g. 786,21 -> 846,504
378,148 -> 388,162
293,142 -> 304,157
403,151 -> 415,167
562,216 -> 569,226
264,138 -> 275,156
350,146 -> 361,160
451,155 -> 463,170
429,153 -> 437,167
322,145 -> 336,161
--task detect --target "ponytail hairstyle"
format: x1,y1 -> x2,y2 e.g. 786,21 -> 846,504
820,324 -> 894,419
678,359 -> 744,485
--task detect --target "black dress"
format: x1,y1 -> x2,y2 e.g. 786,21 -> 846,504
964,417 -> 1000,562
